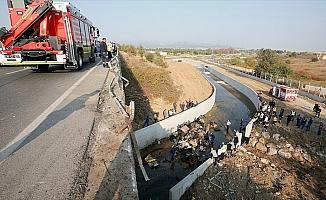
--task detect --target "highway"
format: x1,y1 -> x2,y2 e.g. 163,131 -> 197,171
0,60 -> 108,199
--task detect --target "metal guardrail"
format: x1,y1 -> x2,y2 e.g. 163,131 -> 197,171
108,52 -> 133,118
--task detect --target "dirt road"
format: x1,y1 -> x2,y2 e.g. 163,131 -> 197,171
188,59 -> 325,119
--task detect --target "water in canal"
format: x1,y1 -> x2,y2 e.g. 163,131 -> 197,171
135,65 -> 256,200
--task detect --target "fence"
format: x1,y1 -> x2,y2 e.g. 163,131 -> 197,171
205,60 -> 326,103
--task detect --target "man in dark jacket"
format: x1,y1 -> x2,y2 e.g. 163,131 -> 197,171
100,38 -> 108,67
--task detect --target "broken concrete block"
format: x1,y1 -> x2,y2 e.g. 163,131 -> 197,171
262,132 -> 270,139
254,132 -> 261,138
256,142 -> 267,153
267,147 -> 278,156
278,148 -> 292,159
180,125 -> 190,133
250,137 -> 258,147
261,158 -> 270,165
258,137 -> 267,144
302,153 -> 312,163
272,134 -> 280,141
266,143 -> 276,148
292,151 -> 304,162
238,146 -> 247,153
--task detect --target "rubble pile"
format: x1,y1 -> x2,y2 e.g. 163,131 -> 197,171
183,127 -> 326,199
250,130 -> 314,164
144,115 -> 219,168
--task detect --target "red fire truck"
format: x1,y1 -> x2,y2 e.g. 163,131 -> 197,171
0,0 -> 99,70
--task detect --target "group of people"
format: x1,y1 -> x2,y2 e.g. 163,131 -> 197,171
210,119 -> 247,165
99,37 -> 118,68
162,99 -> 198,119
253,98 -> 324,136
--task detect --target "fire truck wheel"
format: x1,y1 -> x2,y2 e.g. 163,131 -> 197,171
77,53 -> 83,69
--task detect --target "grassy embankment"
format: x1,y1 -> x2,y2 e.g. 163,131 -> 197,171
120,45 -> 180,129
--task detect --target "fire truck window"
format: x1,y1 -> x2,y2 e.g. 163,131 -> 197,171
85,24 -> 90,45
83,23 -> 89,46
79,21 -> 86,46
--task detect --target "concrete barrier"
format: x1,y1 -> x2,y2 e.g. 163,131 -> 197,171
134,82 -> 216,149
169,158 -> 213,200
207,66 -> 260,110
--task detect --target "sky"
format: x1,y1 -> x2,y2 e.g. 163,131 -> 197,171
0,0 -> 326,51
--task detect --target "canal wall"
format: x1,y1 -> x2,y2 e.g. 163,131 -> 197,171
207,67 -> 260,110
168,65 -> 260,200
134,82 -> 216,149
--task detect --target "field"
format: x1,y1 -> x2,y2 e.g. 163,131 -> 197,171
286,55 -> 326,86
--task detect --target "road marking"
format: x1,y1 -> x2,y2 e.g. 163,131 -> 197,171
4,68 -> 29,75
0,62 -> 100,164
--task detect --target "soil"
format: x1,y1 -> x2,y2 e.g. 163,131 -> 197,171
121,53 -> 212,130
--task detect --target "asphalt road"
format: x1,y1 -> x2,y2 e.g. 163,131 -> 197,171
0,60 -> 109,199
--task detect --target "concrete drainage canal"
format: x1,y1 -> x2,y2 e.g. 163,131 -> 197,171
135,65 -> 257,200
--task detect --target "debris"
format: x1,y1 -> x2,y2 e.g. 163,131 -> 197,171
262,132 -> 270,139
256,142 -> 267,153
272,134 -> 280,141
267,147 -> 278,156
278,149 -> 292,159
258,137 -> 267,144
302,152 -> 312,163
145,154 -> 159,168
250,137 -> 258,147
180,125 -> 190,134
261,158 -> 270,165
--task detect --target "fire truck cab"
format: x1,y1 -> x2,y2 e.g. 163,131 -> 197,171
0,0 -> 99,70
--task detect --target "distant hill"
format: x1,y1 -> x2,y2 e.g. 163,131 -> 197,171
120,41 -> 230,49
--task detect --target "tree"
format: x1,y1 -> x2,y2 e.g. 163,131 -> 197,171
244,57 -> 257,69
256,49 -> 292,77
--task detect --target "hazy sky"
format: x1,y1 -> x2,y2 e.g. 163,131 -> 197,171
1,0 -> 326,51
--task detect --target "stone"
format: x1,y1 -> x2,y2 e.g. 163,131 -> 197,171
261,158 -> 270,164
267,147 -> 278,156
272,134 -> 280,141
259,137 -> 267,144
302,153 -> 312,163
256,142 -> 267,153
292,151 -> 304,162
266,143 -> 276,148
250,137 -> 258,147
278,148 -> 292,159
238,146 -> 247,152
262,132 -> 270,139
255,132 -> 261,138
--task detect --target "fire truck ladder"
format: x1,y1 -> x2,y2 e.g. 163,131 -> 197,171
63,16 -> 77,69
2,0 -> 53,48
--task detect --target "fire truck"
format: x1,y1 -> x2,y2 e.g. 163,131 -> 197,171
0,0 -> 99,70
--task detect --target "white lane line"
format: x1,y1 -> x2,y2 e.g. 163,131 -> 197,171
4,68 -> 29,75
0,63 -> 100,163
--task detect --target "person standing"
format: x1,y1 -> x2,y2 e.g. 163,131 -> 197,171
210,148 -> 218,165
286,114 -> 292,126
100,38 -> 108,67
317,122 -> 324,135
226,120 -> 231,134
306,117 -> 313,131
278,108 -> 285,121
296,114 -> 302,127
300,117 -> 307,130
